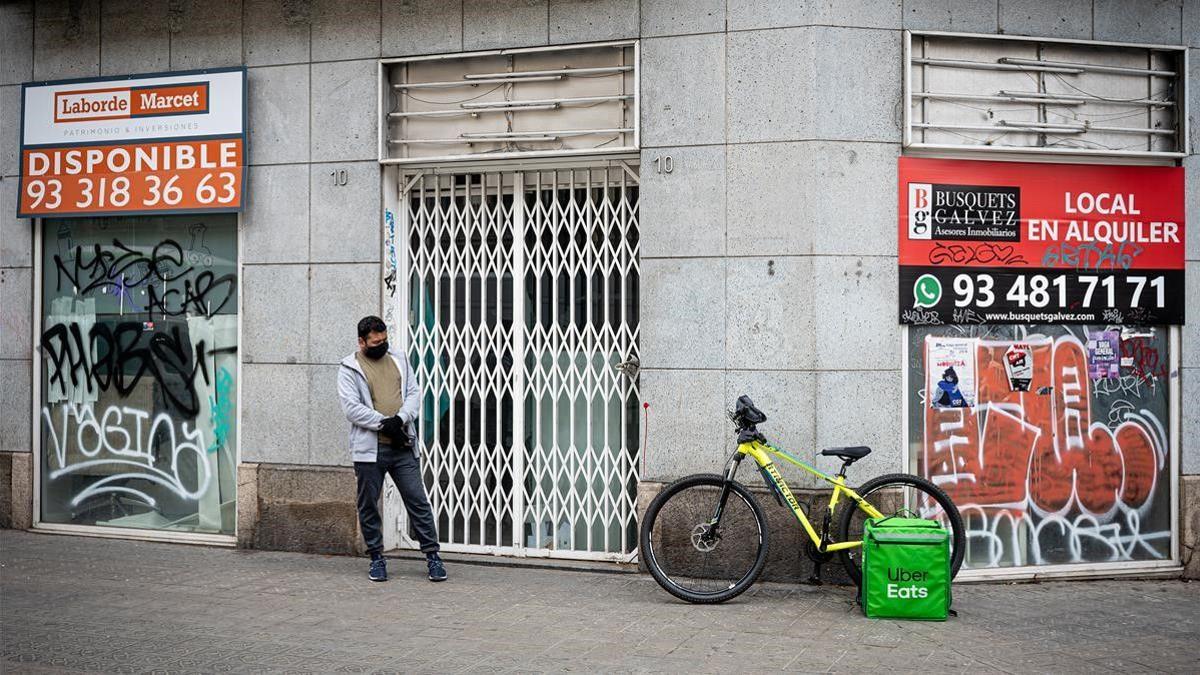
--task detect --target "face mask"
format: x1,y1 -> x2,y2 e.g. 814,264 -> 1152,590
364,341 -> 389,360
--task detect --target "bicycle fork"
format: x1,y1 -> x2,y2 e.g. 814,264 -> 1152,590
706,452 -> 748,532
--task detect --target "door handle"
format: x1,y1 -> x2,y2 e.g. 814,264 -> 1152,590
615,355 -> 640,378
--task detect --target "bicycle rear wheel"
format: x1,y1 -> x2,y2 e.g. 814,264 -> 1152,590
639,474 -> 769,604
836,473 -> 965,586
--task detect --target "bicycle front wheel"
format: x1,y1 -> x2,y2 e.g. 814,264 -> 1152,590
639,474 -> 769,604
836,473 -> 965,587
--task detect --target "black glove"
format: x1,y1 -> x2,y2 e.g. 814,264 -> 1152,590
379,415 -> 407,442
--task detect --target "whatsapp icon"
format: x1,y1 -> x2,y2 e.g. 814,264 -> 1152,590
913,274 -> 942,308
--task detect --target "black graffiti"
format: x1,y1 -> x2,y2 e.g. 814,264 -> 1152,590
54,238 -> 235,318
928,242 -> 1027,266
145,270 -> 237,318
55,238 -> 186,293
41,321 -> 212,417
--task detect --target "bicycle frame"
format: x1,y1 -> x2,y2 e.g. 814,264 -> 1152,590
718,439 -> 886,553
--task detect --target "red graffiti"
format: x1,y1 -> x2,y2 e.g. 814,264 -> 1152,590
1120,337 -> 1168,383
924,337 -> 1160,521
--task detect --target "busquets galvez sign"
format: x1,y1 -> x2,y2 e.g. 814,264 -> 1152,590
898,157 -> 1185,326
17,67 -> 247,218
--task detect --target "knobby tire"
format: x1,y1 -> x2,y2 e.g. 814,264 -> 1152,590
639,474 -> 769,604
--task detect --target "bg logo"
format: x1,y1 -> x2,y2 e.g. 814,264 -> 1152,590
910,182 -> 1021,241
908,182 -> 932,240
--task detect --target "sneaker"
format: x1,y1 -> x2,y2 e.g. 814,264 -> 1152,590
426,554 -> 447,582
368,557 -> 387,582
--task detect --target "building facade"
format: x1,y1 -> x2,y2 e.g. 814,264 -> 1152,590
0,0 -> 1197,582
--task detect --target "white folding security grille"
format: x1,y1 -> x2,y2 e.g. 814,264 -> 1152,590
393,165 -> 641,560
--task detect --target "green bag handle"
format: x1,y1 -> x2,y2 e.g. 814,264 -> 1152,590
869,531 -> 948,545
871,509 -> 922,526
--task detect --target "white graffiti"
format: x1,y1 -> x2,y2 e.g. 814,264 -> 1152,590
1091,374 -> 1149,398
1105,399 -> 1137,427
952,399 -> 1170,568
929,407 -> 976,488
42,402 -> 211,508
924,334 -> 1171,569
963,507 -> 1172,567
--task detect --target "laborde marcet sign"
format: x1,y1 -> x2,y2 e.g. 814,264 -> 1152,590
18,68 -> 246,218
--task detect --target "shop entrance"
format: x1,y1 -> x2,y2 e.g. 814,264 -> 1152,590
385,165 -> 641,560
35,214 -> 239,540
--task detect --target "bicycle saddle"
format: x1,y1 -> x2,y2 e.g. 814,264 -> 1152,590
821,446 -> 872,461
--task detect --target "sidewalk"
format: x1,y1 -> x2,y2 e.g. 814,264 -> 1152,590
2,529 -> 1197,674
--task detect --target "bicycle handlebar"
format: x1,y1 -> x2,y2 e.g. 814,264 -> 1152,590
729,395 -> 770,443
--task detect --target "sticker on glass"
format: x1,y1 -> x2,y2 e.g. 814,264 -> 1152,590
1004,343 -> 1034,392
1087,330 -> 1120,380
927,336 -> 977,409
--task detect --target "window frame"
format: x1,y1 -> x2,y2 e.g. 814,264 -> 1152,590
900,325 -> 1182,581
30,213 -> 243,546
903,30 -> 1190,161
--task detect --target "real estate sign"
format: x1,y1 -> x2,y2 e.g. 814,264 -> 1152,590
18,68 -> 247,217
899,157 -> 1185,325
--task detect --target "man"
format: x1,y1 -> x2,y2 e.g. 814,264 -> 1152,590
338,315 -> 447,583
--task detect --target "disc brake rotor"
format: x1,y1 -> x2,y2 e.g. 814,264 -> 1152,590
690,523 -> 719,552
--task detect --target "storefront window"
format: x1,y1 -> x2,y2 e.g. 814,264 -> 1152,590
39,215 -> 238,535
908,325 -> 1173,569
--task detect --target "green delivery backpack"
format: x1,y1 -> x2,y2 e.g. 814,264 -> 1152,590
861,516 -> 953,621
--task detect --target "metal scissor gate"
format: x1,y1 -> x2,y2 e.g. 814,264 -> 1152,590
390,165 -> 640,560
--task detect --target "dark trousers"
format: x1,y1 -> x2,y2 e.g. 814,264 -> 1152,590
354,444 -> 440,555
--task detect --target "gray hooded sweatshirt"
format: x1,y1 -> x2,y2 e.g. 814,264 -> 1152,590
337,350 -> 420,463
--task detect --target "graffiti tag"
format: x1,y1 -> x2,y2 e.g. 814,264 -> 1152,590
901,308 -> 943,325
54,239 -> 235,318
922,336 -> 1167,566
929,242 -> 1027,266
42,402 -> 211,508
1040,241 -> 1143,271
207,366 -> 234,454
41,321 -> 215,417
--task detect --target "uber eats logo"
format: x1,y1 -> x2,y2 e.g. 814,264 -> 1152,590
886,567 -> 929,599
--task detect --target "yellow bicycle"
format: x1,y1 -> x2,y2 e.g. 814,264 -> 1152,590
640,395 -> 965,603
